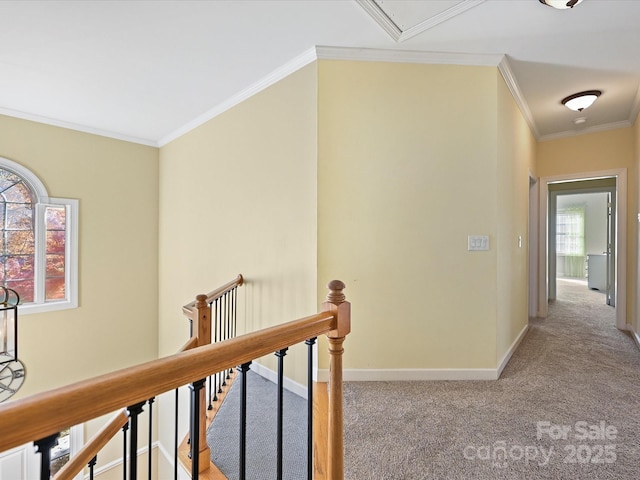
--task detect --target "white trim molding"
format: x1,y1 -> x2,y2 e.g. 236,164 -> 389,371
317,368 -> 501,382
92,442 -> 158,479
356,0 -> 487,43
315,325 -> 528,383
497,324 -> 529,378
158,47 -> 318,146
498,57 -> 540,139
538,120 -> 633,143
160,46 -> 510,147
630,326 -> 640,352
250,362 -> 307,399
315,45 -> 503,67
0,107 -> 157,147
538,169 -> 627,330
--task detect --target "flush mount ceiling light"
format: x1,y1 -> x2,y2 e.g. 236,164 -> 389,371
561,90 -> 602,111
539,0 -> 584,9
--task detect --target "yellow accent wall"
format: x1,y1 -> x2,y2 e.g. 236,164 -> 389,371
0,115 -> 159,397
158,63 -> 317,372
157,62 -> 318,464
317,60 -> 533,370
536,128 -> 637,327
496,73 -> 537,364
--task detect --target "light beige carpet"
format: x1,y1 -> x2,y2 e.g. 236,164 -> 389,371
343,279 -> 640,479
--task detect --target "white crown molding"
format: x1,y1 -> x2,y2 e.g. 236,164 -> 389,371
159,46 -> 506,147
538,120 -> 633,142
158,47 -> 318,147
316,45 -> 503,66
628,83 -> 640,125
497,56 -> 540,139
402,0 -> 487,41
356,0 -> 402,41
357,0 -> 487,43
0,108 -> 157,147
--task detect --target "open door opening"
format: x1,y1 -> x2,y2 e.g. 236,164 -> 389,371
537,169 -> 627,331
551,189 -> 614,307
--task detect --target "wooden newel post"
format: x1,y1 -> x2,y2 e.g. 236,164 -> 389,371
193,294 -> 211,471
322,280 -> 351,480
195,294 -> 211,347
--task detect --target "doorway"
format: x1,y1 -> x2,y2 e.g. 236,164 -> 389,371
549,181 -> 616,307
537,169 -> 627,330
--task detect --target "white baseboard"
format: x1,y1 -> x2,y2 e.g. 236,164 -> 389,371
157,442 -> 190,480
316,324 -> 530,383
250,362 -> 308,399
93,442 -> 157,479
629,325 -> 640,351
497,323 -> 529,378
316,368 -> 500,382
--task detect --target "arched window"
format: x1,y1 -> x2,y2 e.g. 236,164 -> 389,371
0,158 -> 77,313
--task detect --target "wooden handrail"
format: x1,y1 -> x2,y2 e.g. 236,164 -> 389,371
52,409 -> 129,480
49,274 -> 245,480
182,274 -> 243,319
0,310 -> 335,453
179,336 -> 198,352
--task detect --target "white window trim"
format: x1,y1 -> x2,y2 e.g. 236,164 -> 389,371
0,157 -> 78,315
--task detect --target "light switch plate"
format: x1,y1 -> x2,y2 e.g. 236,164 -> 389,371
468,235 -> 489,251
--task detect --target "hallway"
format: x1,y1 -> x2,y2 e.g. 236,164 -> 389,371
342,281 -> 640,479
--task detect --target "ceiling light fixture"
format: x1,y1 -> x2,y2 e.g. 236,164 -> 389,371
539,0 -> 584,9
561,90 -> 601,112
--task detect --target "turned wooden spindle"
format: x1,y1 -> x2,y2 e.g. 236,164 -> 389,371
321,280 -> 351,480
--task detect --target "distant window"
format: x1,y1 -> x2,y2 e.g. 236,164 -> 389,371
556,207 -> 585,256
0,158 -> 77,313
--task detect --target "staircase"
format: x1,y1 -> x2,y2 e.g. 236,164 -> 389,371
0,275 -> 349,480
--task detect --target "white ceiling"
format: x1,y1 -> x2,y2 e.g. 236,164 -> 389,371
1,0 -> 639,147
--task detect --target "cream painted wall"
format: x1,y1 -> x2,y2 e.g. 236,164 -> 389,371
0,115 -> 159,397
495,73 -> 536,364
317,60 -> 500,370
537,128 -> 637,327
157,64 -> 318,462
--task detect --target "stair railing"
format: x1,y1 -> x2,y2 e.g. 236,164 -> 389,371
0,278 -> 350,480
52,273 -> 245,480
180,273 -> 244,470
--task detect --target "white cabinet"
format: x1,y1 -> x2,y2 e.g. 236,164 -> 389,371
587,254 -> 607,291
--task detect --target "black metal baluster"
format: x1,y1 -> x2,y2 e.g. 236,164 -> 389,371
238,361 -> 252,480
122,422 -> 129,480
174,389 -> 179,480
227,290 -> 234,379
209,298 -> 217,406
275,348 -> 288,480
89,455 -> 97,480
217,298 -> 224,395
306,337 -> 317,480
147,397 -> 154,480
189,378 -> 206,478
127,401 -> 145,480
34,433 -> 58,480
228,288 -> 237,377
234,287 -> 238,337
222,293 -> 228,387
213,298 -> 219,401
